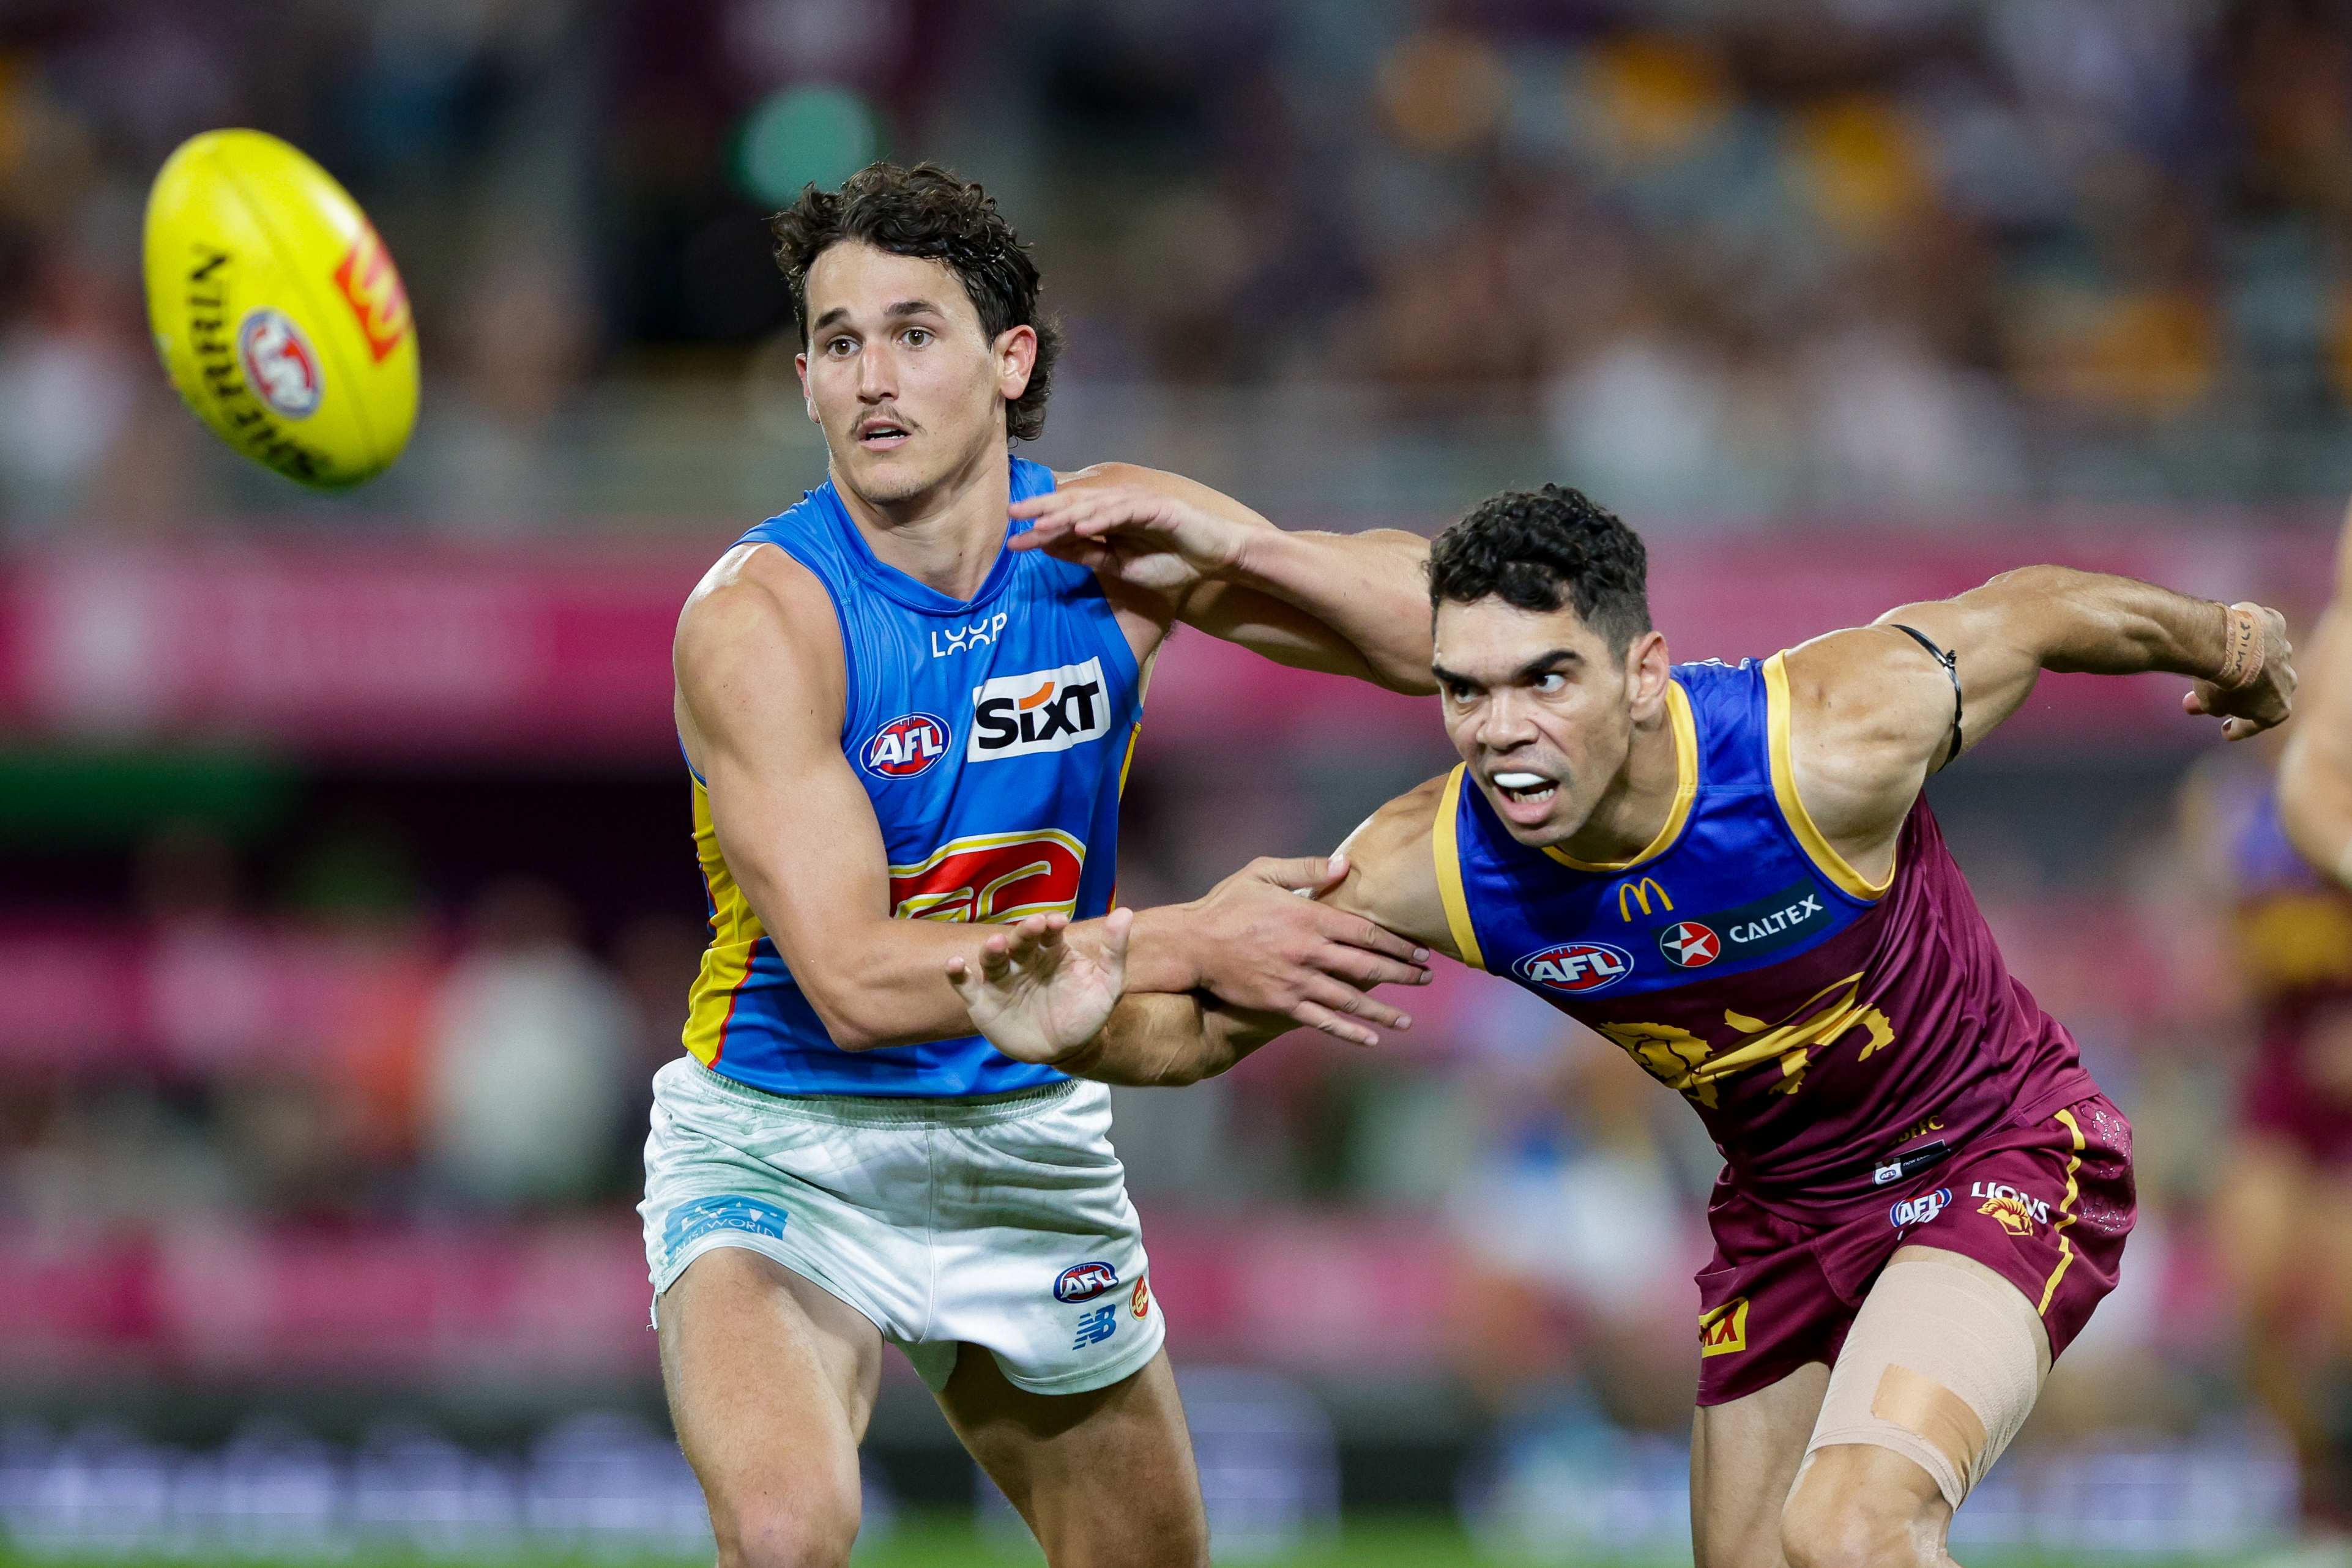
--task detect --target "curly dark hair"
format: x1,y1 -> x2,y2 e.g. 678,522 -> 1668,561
767,162 -> 1062,442
1426,485 -> 1651,656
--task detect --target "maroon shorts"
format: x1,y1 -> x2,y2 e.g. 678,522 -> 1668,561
1692,1094 -> 2135,1406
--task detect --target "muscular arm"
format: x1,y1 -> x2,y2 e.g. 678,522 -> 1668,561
1010,464 -> 1437,694
959,776 -> 1464,1084
679,544 -> 1427,1053
1781,565 -> 2295,884
2281,508 -> 2352,879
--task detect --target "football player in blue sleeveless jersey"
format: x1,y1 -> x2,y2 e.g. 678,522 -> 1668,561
644,164 -> 1442,1568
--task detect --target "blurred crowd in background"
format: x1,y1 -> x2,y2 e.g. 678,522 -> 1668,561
1,0 -> 2350,1551
2,0 -> 2352,526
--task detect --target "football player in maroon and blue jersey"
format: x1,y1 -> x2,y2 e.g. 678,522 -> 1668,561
968,483 -> 2295,1568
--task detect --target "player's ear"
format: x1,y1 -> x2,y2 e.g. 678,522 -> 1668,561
997,324 -> 1038,403
1623,630 -> 1671,720
795,350 -> 817,425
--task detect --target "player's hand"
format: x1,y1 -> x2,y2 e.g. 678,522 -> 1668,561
948,909 -> 1132,1065
1007,477 -> 1257,595
2184,601 -> 2296,741
1177,855 -> 1429,1047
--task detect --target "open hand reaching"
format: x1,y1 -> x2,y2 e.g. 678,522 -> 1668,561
947,908 -> 1133,1064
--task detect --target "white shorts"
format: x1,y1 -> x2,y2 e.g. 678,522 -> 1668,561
639,1057 -> 1164,1397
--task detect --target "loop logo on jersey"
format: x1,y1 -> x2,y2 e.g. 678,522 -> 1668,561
860,713 -> 950,779
1658,921 -> 1721,968
1054,1260 -> 1119,1302
889,830 -> 1086,923
1516,941 -> 1634,994
970,658 -> 1111,761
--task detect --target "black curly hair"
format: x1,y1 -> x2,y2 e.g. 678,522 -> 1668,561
1426,485 -> 1651,657
768,162 -> 1062,442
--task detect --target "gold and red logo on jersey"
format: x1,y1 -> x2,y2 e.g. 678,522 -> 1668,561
1699,1297 -> 1750,1357
1130,1275 -> 1152,1318
889,830 -> 1085,923
1970,1181 -> 2051,1238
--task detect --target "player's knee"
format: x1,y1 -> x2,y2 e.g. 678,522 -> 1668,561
1780,1473 -> 1930,1568
710,1476 -> 862,1568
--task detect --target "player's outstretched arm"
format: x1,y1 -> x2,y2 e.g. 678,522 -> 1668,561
1006,463 -> 1437,694
677,544 -> 1430,1053
1780,565 -> 2296,883
2282,505 -> 2352,881
947,776 -> 1464,1086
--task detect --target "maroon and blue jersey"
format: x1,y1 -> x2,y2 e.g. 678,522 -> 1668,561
1435,654 -> 2098,1220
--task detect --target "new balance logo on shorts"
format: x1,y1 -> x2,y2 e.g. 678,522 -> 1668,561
970,660 -> 1111,760
1073,1304 -> 1118,1349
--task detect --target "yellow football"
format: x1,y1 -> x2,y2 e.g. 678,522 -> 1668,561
143,129 -> 419,489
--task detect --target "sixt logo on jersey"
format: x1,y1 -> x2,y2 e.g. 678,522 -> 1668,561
1054,1260 -> 1119,1302
860,713 -> 950,779
889,830 -> 1085,923
1516,941 -> 1634,994
1889,1187 -> 1951,1228
970,659 -> 1111,760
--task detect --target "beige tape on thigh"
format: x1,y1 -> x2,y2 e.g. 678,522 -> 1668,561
1799,1256 -> 2050,1510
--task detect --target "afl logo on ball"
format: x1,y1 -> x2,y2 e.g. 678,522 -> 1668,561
1658,921 -> 1721,968
860,713 -> 950,779
236,307 -> 322,419
1054,1261 -> 1119,1303
1515,941 -> 1634,994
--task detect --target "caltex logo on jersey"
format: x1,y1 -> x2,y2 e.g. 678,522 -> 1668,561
860,713 -> 950,779
1658,921 -> 1721,968
1516,941 -> 1634,994
1054,1261 -> 1119,1303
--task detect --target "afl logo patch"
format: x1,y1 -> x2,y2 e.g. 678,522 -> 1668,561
1054,1261 -> 1119,1303
236,307 -> 322,419
860,713 -> 950,779
1515,941 -> 1634,994
1658,921 -> 1721,968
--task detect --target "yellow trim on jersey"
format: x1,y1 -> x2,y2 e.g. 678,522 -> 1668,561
1432,765 -> 1487,972
2036,1107 -> 2088,1315
1762,652 -> 1894,902
682,775 -> 769,1068
1544,679 -> 1697,873
1117,721 -> 1142,798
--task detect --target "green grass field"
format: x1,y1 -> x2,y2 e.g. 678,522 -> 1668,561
0,1513 -> 2296,1568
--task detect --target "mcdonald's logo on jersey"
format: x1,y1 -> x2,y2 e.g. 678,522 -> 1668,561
1699,1298 -> 1750,1357
889,830 -> 1086,924
1618,877 -> 1673,921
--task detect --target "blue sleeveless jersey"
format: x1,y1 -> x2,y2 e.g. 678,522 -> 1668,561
681,456 -> 1142,1096
1437,655 -> 2093,1216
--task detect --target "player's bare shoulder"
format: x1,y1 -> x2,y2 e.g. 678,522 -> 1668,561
674,543 -> 846,752
1776,625 -> 1958,847
1327,773 -> 1460,962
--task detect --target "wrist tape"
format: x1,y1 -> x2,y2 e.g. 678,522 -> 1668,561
2216,603 -> 2263,691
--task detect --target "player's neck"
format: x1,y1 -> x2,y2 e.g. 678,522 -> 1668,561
832,435 -> 1011,602
1555,708 -> 1681,863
